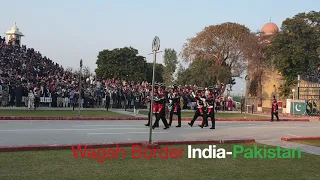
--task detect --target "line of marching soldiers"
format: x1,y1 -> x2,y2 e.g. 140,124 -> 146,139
145,84 -> 216,130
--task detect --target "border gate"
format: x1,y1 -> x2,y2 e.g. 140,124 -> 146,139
297,72 -> 320,116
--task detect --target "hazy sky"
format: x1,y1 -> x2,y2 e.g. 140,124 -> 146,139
0,0 -> 318,94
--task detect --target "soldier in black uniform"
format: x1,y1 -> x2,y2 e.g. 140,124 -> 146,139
188,88 -> 207,127
152,86 -> 170,129
200,89 -> 215,129
166,86 -> 174,118
271,96 -> 280,122
145,85 -> 159,127
169,88 -> 182,127
164,84 -> 171,119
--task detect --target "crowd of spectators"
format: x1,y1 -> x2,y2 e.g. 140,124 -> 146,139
0,42 -> 237,111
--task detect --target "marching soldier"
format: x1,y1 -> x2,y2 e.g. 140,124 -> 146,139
169,88 -> 182,127
162,84 -> 170,119
145,85 -> 159,127
199,89 -> 215,129
152,85 -> 170,129
271,96 -> 280,122
166,86 -> 173,119
188,88 -> 207,127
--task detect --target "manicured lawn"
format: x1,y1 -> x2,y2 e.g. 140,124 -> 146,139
0,110 -> 132,117
0,143 -> 318,180
138,110 -> 268,119
291,140 -> 320,147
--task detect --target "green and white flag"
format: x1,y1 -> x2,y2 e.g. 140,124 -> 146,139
291,100 -> 306,115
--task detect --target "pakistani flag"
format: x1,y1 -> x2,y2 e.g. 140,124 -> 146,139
291,101 -> 306,115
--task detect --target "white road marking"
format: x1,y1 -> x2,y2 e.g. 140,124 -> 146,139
126,131 -> 168,134
71,125 -> 143,127
0,128 -> 147,132
286,134 -> 301,137
87,132 -> 168,135
87,133 -> 123,135
244,127 -> 319,129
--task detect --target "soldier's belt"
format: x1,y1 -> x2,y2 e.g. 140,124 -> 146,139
207,107 -> 213,114
153,105 -> 159,113
198,107 -> 204,115
158,104 -> 165,113
174,104 -> 179,112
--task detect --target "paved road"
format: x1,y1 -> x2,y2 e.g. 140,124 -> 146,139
1,107 -> 313,120
111,109 -> 315,120
0,120 -> 318,144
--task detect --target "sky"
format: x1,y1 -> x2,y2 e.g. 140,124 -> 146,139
0,0 -> 318,94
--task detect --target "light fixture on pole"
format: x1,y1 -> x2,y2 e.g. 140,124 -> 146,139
292,89 -> 295,100
291,88 -> 296,115
148,36 -> 162,145
240,88 -> 244,113
78,59 -> 83,117
297,75 -> 300,99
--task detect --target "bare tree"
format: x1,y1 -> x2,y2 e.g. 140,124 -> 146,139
243,32 -> 272,106
181,22 -> 251,93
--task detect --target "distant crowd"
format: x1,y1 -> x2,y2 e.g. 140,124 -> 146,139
0,43 -> 238,111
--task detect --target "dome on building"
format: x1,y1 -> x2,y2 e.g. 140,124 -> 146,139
5,22 -> 24,36
261,22 -> 279,35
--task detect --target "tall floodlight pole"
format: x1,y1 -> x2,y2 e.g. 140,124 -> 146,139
78,59 -> 83,117
148,36 -> 162,145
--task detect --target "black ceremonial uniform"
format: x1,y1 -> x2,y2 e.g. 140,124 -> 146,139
152,90 -> 170,129
145,90 -> 159,127
199,93 -> 215,129
133,91 -> 141,114
188,90 -> 207,127
169,90 -> 182,127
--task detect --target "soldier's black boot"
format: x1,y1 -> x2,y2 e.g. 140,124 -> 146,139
154,122 -> 159,127
149,123 -> 159,127
210,119 -> 215,129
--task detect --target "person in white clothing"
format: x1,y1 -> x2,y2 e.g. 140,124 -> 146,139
28,90 -> 35,109
62,89 -> 69,108
205,88 -> 210,97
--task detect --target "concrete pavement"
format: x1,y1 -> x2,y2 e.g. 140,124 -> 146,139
0,120 -> 319,154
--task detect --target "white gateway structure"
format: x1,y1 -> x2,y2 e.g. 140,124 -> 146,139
4,22 -> 24,46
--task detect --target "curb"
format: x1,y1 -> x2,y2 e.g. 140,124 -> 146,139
214,119 -> 309,122
281,137 -> 320,141
0,139 -> 255,152
0,116 -> 148,120
257,112 -> 308,118
0,116 -> 310,122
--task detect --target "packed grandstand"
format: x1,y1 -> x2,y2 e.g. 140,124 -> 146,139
0,34 -> 238,111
